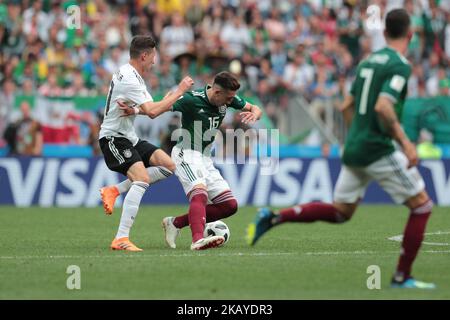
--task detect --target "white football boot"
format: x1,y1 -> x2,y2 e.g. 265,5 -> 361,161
190,235 -> 225,251
162,217 -> 181,249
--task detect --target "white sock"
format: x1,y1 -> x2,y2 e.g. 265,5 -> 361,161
147,166 -> 173,184
115,179 -> 132,193
115,167 -> 172,194
116,181 -> 149,239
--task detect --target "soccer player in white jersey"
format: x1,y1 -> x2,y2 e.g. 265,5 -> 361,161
98,35 -> 194,251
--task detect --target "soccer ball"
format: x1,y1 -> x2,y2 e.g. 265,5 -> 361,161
204,220 -> 230,244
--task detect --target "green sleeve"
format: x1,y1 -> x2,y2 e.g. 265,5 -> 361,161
228,95 -> 246,110
380,64 -> 411,103
171,94 -> 191,113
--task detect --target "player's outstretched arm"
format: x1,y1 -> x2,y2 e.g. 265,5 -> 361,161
141,76 -> 194,118
119,77 -> 194,119
240,103 -> 262,125
340,95 -> 354,128
374,96 -> 418,167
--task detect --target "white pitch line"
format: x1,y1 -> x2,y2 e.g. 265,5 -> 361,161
305,250 -> 450,256
388,230 -> 450,246
0,249 -> 448,261
0,252 -> 295,260
305,250 -> 377,255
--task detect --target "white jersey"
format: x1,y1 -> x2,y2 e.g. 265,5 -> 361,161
99,63 -> 153,146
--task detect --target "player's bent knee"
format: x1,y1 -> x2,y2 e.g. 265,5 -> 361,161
138,175 -> 151,185
133,170 -> 151,184
214,198 -> 238,219
127,162 -> 151,184
128,173 -> 151,184
406,191 -> 431,211
166,161 -> 176,174
226,198 -> 238,216
188,186 -> 208,202
191,184 -> 207,191
411,198 -> 434,215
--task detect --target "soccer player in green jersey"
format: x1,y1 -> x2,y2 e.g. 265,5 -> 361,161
247,9 -> 435,289
115,71 -> 262,250
162,71 -> 262,250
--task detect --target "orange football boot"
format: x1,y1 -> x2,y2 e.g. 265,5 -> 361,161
110,237 -> 143,252
100,186 -> 119,215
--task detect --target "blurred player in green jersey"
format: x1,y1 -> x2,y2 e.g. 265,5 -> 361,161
247,9 -> 435,289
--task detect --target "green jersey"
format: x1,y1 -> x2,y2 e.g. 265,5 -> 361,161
172,85 -> 246,154
342,47 -> 411,167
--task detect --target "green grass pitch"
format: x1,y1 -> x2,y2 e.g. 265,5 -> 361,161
0,205 -> 449,299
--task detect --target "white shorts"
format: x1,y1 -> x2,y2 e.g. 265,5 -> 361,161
172,146 -> 231,201
334,150 -> 425,204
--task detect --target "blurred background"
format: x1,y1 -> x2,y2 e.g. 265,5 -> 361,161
0,0 -> 450,208
1,0 -> 449,160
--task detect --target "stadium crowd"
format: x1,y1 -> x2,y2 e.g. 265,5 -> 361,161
0,0 -> 449,155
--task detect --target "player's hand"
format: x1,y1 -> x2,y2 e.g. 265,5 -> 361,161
240,112 -> 257,125
178,76 -> 194,93
403,141 -> 418,168
118,100 -> 136,117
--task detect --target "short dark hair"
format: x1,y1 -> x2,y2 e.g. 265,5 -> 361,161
213,71 -> 240,91
130,35 -> 157,59
385,9 -> 410,39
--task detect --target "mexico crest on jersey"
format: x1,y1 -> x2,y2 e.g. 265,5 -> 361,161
123,149 -> 132,158
219,105 -> 226,114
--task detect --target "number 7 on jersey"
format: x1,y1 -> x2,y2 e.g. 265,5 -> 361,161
359,68 -> 374,115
